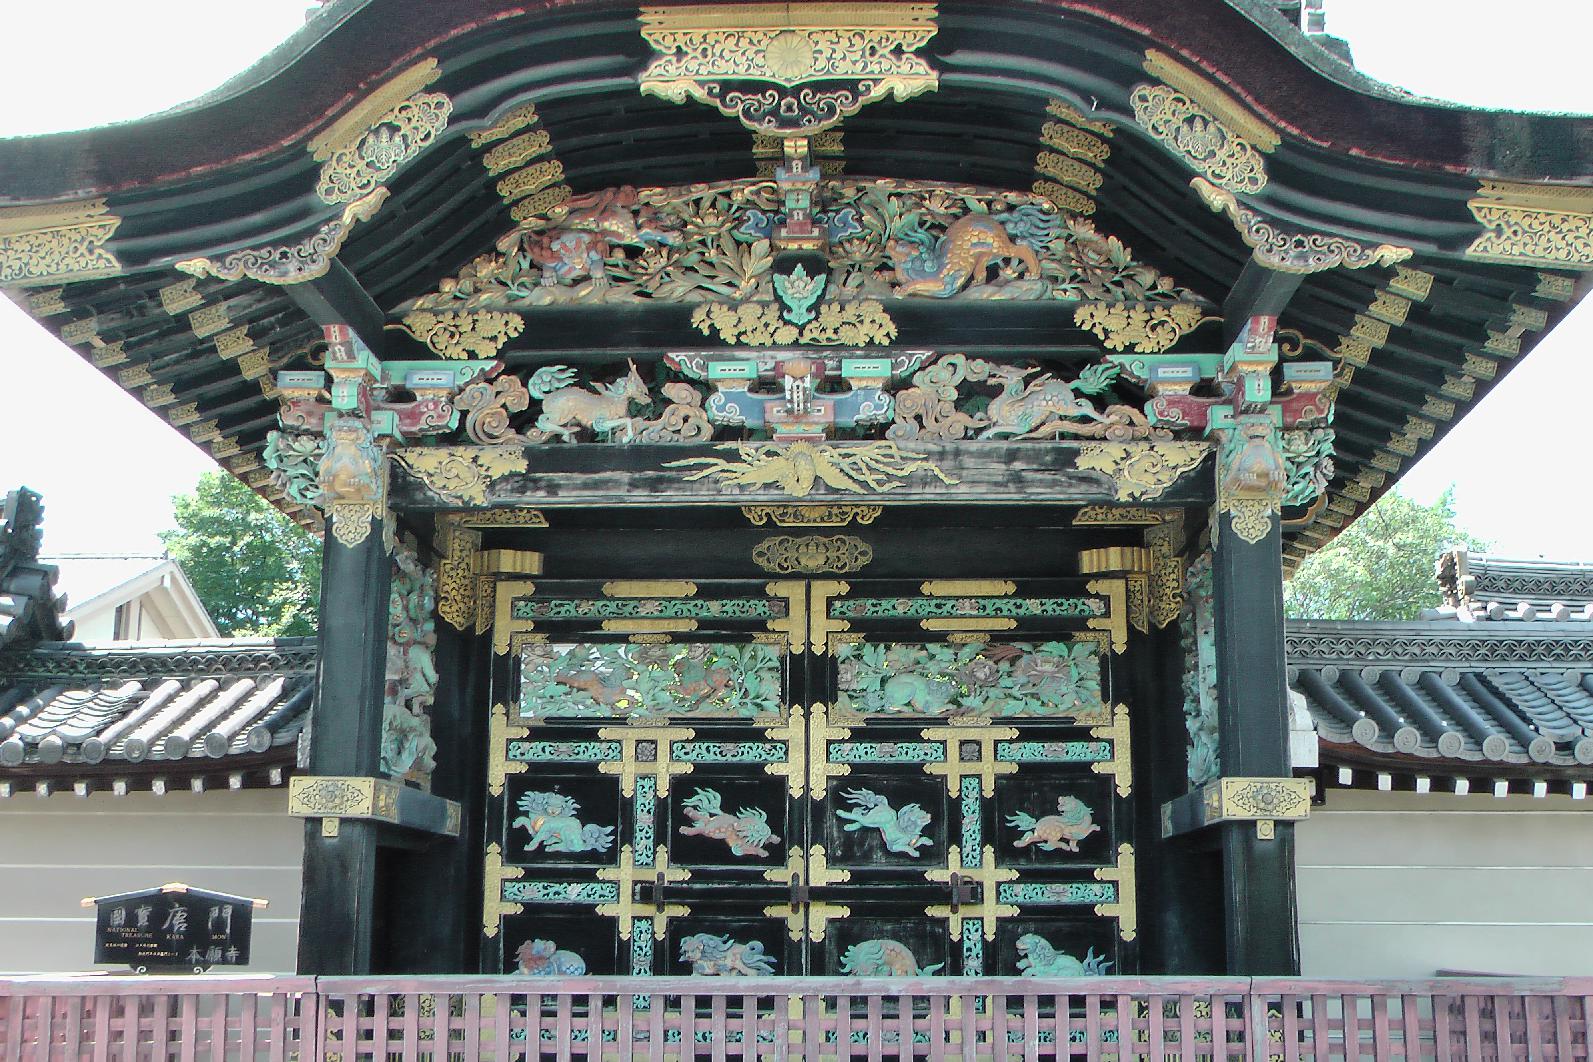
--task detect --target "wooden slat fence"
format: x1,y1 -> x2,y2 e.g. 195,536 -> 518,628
3,975 -> 1589,1060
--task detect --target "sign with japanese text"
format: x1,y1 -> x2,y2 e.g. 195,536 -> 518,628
86,885 -> 260,971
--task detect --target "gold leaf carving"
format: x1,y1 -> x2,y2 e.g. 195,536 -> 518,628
1466,180 -> 1593,266
690,300 -> 897,347
1190,178 -> 1411,273
391,446 -> 529,506
496,160 -> 567,203
482,130 -> 552,176
741,504 -> 883,526
1046,97 -> 1116,137
639,3 -> 940,133
315,90 -> 452,205
1040,121 -> 1111,163
0,199 -> 122,286
1073,301 -> 1204,353
469,101 -> 540,148
665,441 -> 955,497
752,535 -> 873,574
175,189 -> 388,285
1131,78 -> 1270,194
396,310 -> 525,359
1074,443 -> 1208,502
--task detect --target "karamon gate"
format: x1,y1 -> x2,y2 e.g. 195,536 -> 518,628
3,0 -> 1589,983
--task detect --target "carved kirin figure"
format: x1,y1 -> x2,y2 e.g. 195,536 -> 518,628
678,933 -> 778,976
520,186 -> 680,286
526,362 -> 651,441
839,939 -> 943,976
678,788 -> 780,857
1008,795 -> 1101,853
1016,934 -> 1113,977
515,938 -> 587,976
514,791 -> 615,854
889,206 -> 1056,297
836,788 -> 933,856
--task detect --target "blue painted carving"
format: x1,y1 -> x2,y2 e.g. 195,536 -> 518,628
835,641 -> 1103,720
515,939 -> 587,975
836,788 -> 933,856
519,642 -> 782,721
1017,935 -> 1113,976
514,792 -> 616,854
1007,796 -> 1101,853
839,939 -> 943,976
679,934 -> 779,975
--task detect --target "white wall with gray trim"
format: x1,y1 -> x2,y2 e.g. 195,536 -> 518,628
0,789 -> 300,973
1297,788 -> 1593,977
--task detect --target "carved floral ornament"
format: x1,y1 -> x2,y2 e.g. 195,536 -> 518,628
0,198 -> 122,286
1189,179 -> 1412,275
1129,51 -> 1278,196
637,2 -> 941,134
309,59 -> 452,205
398,178 -> 1210,353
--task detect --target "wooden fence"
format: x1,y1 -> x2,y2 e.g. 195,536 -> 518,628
3,974 -> 1589,1059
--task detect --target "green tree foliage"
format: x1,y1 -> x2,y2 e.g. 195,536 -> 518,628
159,472 -> 322,636
1284,487 -> 1489,621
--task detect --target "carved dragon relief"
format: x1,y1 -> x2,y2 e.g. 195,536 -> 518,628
397,179 -> 1209,352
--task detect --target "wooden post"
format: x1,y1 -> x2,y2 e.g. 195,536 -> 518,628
1211,514 -> 1299,974
296,518 -> 391,975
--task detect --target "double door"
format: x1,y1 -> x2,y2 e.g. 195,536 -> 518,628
483,577 -> 1136,979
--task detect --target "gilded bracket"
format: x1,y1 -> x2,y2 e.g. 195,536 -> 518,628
482,841 -> 524,938
1084,578 -> 1129,654
491,578 -> 540,656
1089,705 -> 1133,798
763,703 -> 808,798
287,775 -> 460,838
806,704 -> 855,798
597,843 -> 691,940
809,580 -> 851,654
925,844 -> 1018,942
596,726 -> 697,796
1093,843 -> 1138,942
487,703 -> 531,798
1162,776 -> 1314,841
920,723 -> 1019,797
434,514 -> 546,632
764,580 -> 811,654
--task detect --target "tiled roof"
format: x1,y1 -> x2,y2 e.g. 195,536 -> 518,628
1432,550 -> 1593,622
0,488 -> 70,650
1288,619 -> 1593,786
0,638 -> 314,795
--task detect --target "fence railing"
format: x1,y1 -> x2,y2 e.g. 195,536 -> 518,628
3,974 -> 1589,1060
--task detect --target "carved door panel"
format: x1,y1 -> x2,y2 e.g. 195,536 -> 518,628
484,578 -> 804,978
802,578 -> 1137,979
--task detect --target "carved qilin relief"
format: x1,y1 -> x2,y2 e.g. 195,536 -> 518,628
836,787 -> 933,856
515,938 -> 587,976
514,791 -> 616,854
1016,935 -> 1112,976
1007,796 -> 1100,853
840,939 -> 943,976
678,788 -> 781,857
678,933 -> 778,976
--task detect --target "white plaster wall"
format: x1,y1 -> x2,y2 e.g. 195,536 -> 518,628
1297,788 -> 1593,978
0,789 -> 302,974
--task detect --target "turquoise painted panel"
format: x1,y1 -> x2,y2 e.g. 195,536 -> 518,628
827,741 -> 945,763
961,776 -> 982,862
829,596 -> 1103,619
501,881 -> 621,904
513,598 -> 783,620
670,741 -> 788,763
997,881 -> 1116,905
835,641 -> 1103,719
508,740 -> 623,762
995,740 -> 1111,763
519,642 -> 783,720
634,776 -> 657,853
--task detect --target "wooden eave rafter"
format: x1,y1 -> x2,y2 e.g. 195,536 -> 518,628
0,0 -> 1586,557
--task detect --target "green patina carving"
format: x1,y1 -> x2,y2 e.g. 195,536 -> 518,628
840,939 -> 943,976
998,881 -> 1116,905
519,642 -> 783,720
382,541 -> 438,780
1282,427 -> 1335,507
634,777 -> 657,853
679,788 -> 781,857
774,262 -> 826,325
829,596 -> 1103,619
670,741 -> 787,763
514,598 -> 783,620
1181,553 -> 1219,788
1008,796 -> 1101,853
835,641 -> 1103,720
1017,935 -> 1113,976
680,934 -> 779,975
514,791 -> 616,854
961,776 -> 982,858
632,917 -> 655,978
509,740 -> 623,762
827,741 -> 946,763
502,881 -> 621,904
836,787 -> 933,856
995,740 -> 1111,762
963,918 -> 985,975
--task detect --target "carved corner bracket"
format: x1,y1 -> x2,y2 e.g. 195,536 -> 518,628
1161,776 -> 1315,841
287,775 -> 461,838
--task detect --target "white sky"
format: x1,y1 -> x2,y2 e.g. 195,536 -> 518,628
1,1 -> 1591,555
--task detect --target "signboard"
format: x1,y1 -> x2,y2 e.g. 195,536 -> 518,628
83,883 -> 265,972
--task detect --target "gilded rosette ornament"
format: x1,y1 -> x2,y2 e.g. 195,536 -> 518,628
309,60 -> 452,204
1074,442 -> 1208,502
639,3 -> 940,133
1130,52 -> 1278,195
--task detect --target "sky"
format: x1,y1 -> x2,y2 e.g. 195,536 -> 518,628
1,1 -> 1591,555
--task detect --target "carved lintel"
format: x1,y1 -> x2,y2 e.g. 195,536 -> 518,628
1161,776 -> 1314,841
287,775 -> 460,837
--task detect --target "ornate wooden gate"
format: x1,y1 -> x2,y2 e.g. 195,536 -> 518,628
482,576 -> 1136,979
